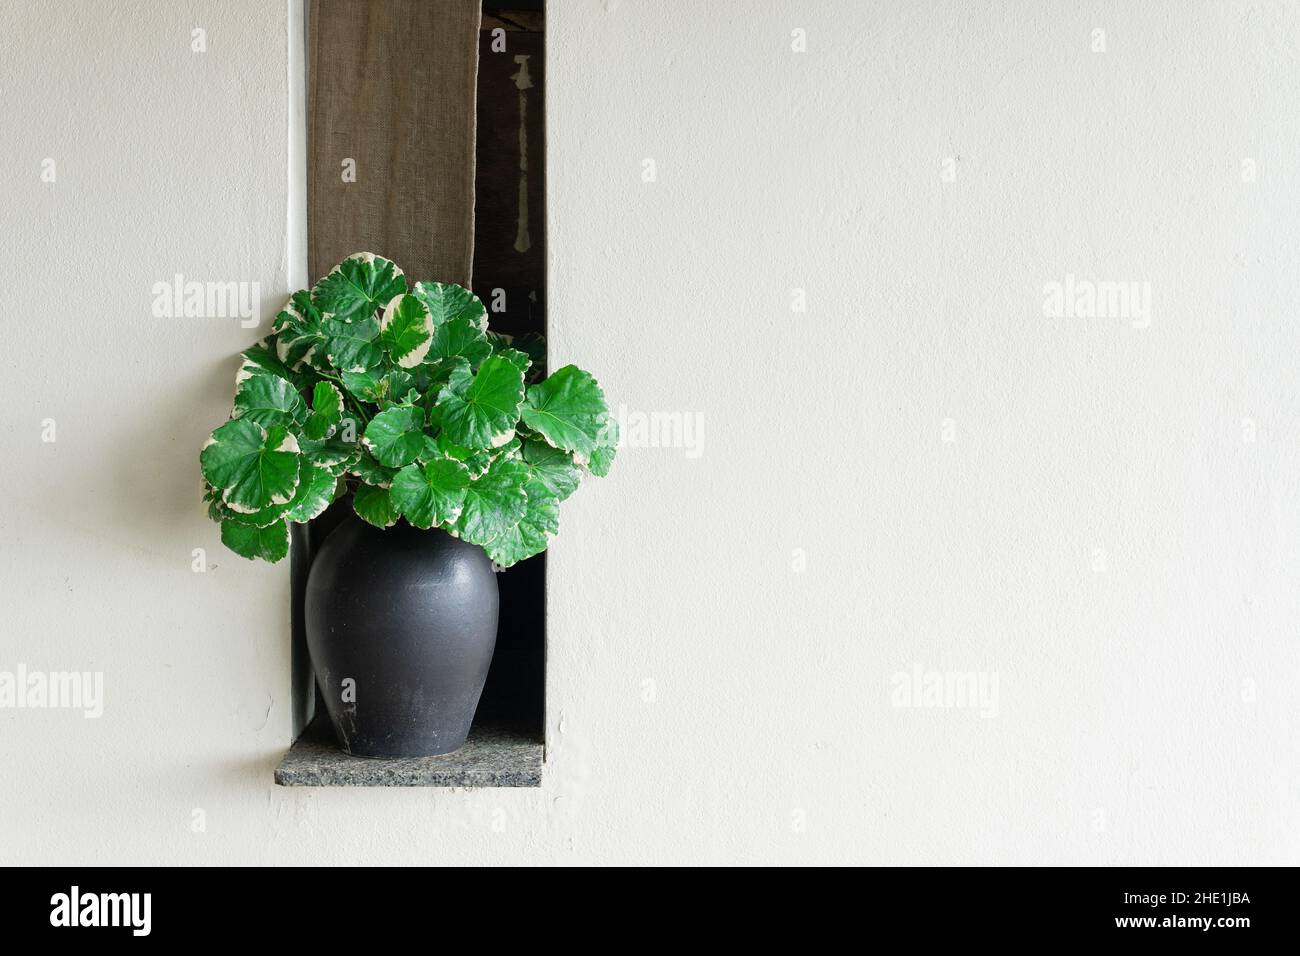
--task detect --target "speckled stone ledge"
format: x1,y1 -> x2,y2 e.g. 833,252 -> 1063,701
275,715 -> 543,787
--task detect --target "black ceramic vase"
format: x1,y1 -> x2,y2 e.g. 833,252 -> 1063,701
304,515 -> 499,757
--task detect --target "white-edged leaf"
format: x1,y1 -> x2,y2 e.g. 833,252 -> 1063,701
379,293 -> 434,367
232,373 -> 305,428
352,483 -> 399,528
299,437 -> 358,477
411,280 -> 487,331
494,347 -> 532,376
273,291 -> 329,371
284,463 -> 338,522
311,253 -> 406,322
520,365 -> 608,457
340,368 -> 414,406
437,355 -> 525,451
348,450 -> 398,488
390,456 -> 472,529
511,332 -> 546,370
221,518 -> 291,562
324,314 -> 383,372
586,411 -> 619,477
237,339 -> 297,387
454,455 -> 529,546
362,404 -> 427,468
483,487 -> 558,568
204,482 -> 289,528
304,382 -> 343,440
436,435 -> 494,478
428,316 -> 491,367
522,438 -> 581,501
200,419 -> 301,512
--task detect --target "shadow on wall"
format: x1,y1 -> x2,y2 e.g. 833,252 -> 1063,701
93,355 -> 242,569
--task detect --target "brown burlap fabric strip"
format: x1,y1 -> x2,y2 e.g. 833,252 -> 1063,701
308,0 -> 481,286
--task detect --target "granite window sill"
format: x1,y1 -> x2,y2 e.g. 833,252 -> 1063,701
274,715 -> 543,788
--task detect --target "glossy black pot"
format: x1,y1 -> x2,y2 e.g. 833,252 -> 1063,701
304,515 -> 499,757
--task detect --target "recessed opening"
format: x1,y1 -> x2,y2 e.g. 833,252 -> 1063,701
278,1 -> 546,787
467,1 -> 546,740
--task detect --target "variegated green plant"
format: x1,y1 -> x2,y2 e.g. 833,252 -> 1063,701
201,253 -> 615,567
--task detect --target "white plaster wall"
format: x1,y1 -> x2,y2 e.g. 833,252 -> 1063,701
1,0 -> 1297,865
0,0 -> 302,864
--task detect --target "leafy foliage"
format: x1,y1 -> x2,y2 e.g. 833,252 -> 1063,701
201,253 -> 613,565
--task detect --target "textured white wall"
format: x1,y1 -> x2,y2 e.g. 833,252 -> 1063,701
1,0 -> 302,864
2,0 -> 1297,865
544,0 -> 1300,865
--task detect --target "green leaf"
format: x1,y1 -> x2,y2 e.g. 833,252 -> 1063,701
304,382 -> 343,440
238,339 -> 299,387
421,356 -> 470,387
348,450 -> 397,488
411,280 -> 487,331
520,365 -> 608,457
417,433 -> 445,462
428,317 -> 491,367
323,314 -> 383,372
203,482 -> 225,522
221,518 -> 291,562
201,419 -> 301,513
587,444 -> 616,477
586,412 -> 619,477
483,489 -> 558,568
512,332 -> 547,370
378,293 -> 434,367
340,368 -> 414,406
204,483 -> 289,528
436,435 -> 492,478
362,404 -> 427,468
494,347 -> 532,376
440,436 -> 519,480
232,373 -> 305,428
437,355 -> 525,451
454,455 -> 529,546
491,436 -> 522,462
273,291 -> 330,371
299,437 -> 358,476
353,482 -> 399,529
390,456 -> 472,529
311,253 -> 406,322
284,463 -> 338,522
418,360 -> 467,427
522,438 -> 581,501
